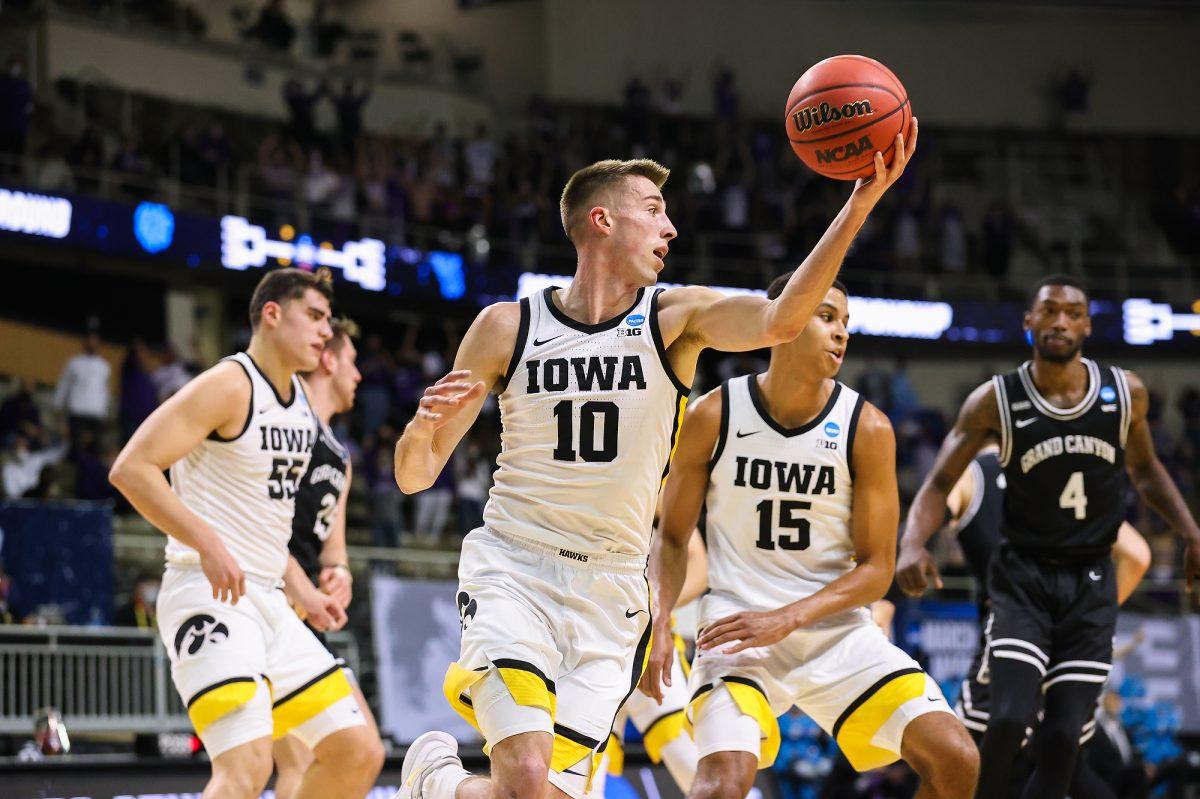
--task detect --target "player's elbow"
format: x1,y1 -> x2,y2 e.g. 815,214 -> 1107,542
394,469 -> 432,495
858,559 -> 894,604
107,454 -> 134,495
763,315 -> 805,345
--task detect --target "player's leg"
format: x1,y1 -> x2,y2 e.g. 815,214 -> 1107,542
623,633 -> 698,792
1019,558 -> 1117,799
205,737 -> 274,799
267,597 -> 380,798
975,549 -> 1053,799
156,568 -> 275,798
687,684 -> 764,799
272,734 -> 314,799
899,711 -> 980,799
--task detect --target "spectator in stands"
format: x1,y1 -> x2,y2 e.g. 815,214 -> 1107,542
119,339 -> 158,442
150,343 -> 192,402
0,55 -> 33,174
69,427 -> 117,502
256,132 -> 305,213
713,66 -> 740,122
413,463 -> 454,544
113,573 -> 160,629
333,79 -> 371,156
283,78 -> 325,149
464,123 -> 496,190
244,0 -> 296,52
454,441 -> 490,535
365,423 -> 406,548
198,122 -> 231,187
33,142 -> 75,192
355,333 -> 394,436
110,132 -> 152,197
939,202 -> 968,273
54,330 -> 110,447
67,124 -> 105,183
1,424 -> 66,500
981,201 -> 1014,279
0,378 -> 41,443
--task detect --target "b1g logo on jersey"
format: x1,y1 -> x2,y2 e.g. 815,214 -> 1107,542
174,614 -> 230,657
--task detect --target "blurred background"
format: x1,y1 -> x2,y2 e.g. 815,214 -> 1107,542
0,0 -> 1198,796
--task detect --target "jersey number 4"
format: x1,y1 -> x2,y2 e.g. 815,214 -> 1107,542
1059,471 -> 1088,520
552,400 -> 618,462
756,499 -> 812,551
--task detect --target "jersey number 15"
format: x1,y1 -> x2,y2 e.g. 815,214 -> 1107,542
756,499 -> 812,551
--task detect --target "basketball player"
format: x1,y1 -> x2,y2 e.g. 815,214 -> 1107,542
394,122 -> 917,799
644,276 -> 978,799
273,316 -> 385,799
109,270 -> 380,799
901,446 -> 1150,799
896,275 -> 1200,799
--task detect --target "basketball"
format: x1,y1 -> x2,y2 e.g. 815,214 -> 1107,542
785,55 -> 911,181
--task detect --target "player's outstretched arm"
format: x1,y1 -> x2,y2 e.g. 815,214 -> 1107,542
697,403 -> 898,653
393,302 -> 517,494
662,120 -> 917,356
897,381 -> 1000,597
1122,371 -> 1200,591
109,361 -> 250,604
641,387 -> 721,702
318,460 -> 353,609
1113,522 -> 1150,605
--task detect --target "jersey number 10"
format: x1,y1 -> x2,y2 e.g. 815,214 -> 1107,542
756,499 -> 812,551
552,400 -> 619,462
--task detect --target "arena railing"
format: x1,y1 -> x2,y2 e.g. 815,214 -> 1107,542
0,624 -> 360,736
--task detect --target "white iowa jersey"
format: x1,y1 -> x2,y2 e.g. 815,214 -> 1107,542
703,374 -> 867,626
166,352 -> 317,581
484,286 -> 689,557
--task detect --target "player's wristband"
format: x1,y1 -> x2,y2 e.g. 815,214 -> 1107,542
327,563 -> 353,580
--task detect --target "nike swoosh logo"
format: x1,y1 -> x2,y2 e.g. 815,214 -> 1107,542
258,407 -> 271,415
625,609 -> 646,618
927,696 -> 941,703
533,335 -> 563,347
564,768 -> 587,777
735,430 -> 759,438
1015,418 -> 1036,428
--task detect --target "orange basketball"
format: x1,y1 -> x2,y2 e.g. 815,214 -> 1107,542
785,55 -> 911,181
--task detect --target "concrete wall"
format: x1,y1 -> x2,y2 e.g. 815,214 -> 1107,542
44,16 -> 493,134
544,0 -> 1200,134
341,0 -> 547,112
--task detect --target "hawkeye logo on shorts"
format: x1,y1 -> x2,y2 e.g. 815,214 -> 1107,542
174,614 -> 230,657
456,591 -> 478,631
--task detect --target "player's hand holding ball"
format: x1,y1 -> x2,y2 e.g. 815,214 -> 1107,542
785,55 -> 918,212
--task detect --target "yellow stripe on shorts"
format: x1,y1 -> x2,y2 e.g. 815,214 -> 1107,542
271,665 -> 353,739
551,723 -> 605,791
442,658 -> 557,738
642,709 -> 688,763
832,667 -> 926,771
186,676 -> 258,736
686,677 -> 780,768
605,732 -> 625,776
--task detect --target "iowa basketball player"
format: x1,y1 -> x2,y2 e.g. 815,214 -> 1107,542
393,120 -> 917,799
110,270 -> 379,799
647,277 -> 977,799
897,275 -> 1200,799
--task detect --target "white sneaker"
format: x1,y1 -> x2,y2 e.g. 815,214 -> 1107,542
395,730 -> 463,799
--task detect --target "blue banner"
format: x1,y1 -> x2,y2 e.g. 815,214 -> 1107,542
0,500 -> 114,625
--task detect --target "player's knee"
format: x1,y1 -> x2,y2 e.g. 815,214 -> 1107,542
493,751 -> 550,799
212,745 -> 273,799
317,726 -> 385,782
906,724 -> 978,795
690,753 -> 756,799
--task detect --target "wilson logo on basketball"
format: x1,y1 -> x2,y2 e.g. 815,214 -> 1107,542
791,100 -> 874,134
816,135 -> 874,164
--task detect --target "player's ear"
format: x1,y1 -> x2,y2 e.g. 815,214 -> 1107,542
320,347 -> 337,374
261,301 -> 282,329
589,205 -> 611,235
1022,310 -> 1032,333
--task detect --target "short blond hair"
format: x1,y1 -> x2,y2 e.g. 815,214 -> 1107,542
559,158 -> 670,243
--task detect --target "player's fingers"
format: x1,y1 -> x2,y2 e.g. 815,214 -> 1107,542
928,563 -> 944,590
435,370 -> 472,385
872,151 -> 886,184
906,117 -> 919,157
700,629 -> 742,650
